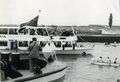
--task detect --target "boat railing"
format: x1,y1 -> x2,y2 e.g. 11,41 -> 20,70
8,65 -> 67,82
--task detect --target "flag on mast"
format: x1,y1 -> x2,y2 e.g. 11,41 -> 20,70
18,15 -> 39,33
20,15 -> 39,27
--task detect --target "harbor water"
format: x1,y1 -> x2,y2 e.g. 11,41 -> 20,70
57,43 -> 120,82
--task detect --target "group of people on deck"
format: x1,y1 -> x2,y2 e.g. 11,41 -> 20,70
97,56 -> 119,64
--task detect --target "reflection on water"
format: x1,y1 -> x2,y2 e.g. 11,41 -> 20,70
57,43 -> 120,82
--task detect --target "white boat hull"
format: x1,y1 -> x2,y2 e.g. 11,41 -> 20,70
91,62 -> 120,67
55,48 -> 93,55
55,45 -> 94,55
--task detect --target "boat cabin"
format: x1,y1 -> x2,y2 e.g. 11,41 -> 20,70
0,25 -> 50,50
48,26 -> 78,50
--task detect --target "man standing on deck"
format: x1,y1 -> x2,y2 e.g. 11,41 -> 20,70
28,37 -> 47,72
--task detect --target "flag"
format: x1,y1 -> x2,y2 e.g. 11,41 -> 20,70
18,15 -> 39,33
20,15 -> 39,27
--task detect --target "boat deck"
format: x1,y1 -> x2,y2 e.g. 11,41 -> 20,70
3,61 -> 67,82
0,43 -> 94,55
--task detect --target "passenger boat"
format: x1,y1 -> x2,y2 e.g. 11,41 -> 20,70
0,24 -> 94,55
0,13 -> 94,55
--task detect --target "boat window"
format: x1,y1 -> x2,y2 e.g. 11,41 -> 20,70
37,28 -> 48,36
40,41 -> 47,47
61,30 -> 74,36
23,29 -> 28,35
9,29 -> 18,34
64,41 -> 72,47
0,41 -> 7,46
18,27 -> 28,35
54,42 -> 61,47
47,26 -> 58,36
19,41 -> 28,47
30,29 -> 35,35
0,28 -> 8,34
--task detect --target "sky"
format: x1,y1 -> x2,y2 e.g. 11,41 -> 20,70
0,0 -> 120,26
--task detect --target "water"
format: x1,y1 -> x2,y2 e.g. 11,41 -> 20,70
57,43 -> 120,82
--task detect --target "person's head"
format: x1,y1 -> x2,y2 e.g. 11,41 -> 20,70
107,57 -> 109,59
115,58 -> 117,60
110,13 -> 112,17
48,42 -> 50,45
50,36 -> 53,40
32,37 -> 37,41
100,56 -> 102,59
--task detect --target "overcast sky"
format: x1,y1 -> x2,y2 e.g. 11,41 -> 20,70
0,0 -> 120,25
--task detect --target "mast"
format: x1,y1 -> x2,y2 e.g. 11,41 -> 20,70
119,0 -> 120,13
38,10 -> 41,26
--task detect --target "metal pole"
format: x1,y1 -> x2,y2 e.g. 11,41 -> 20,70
119,0 -> 120,14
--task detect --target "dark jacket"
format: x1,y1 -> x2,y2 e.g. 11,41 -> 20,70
28,41 -> 42,58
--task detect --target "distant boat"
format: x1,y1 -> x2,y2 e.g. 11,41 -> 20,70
104,42 -> 117,47
91,57 -> 120,67
105,42 -> 110,45
91,62 -> 119,67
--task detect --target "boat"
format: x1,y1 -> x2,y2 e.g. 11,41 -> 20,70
104,42 -> 117,47
109,42 -> 117,47
0,12 -> 94,55
0,50 -> 67,82
91,62 -> 120,67
91,58 -> 120,67
0,24 -> 94,55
